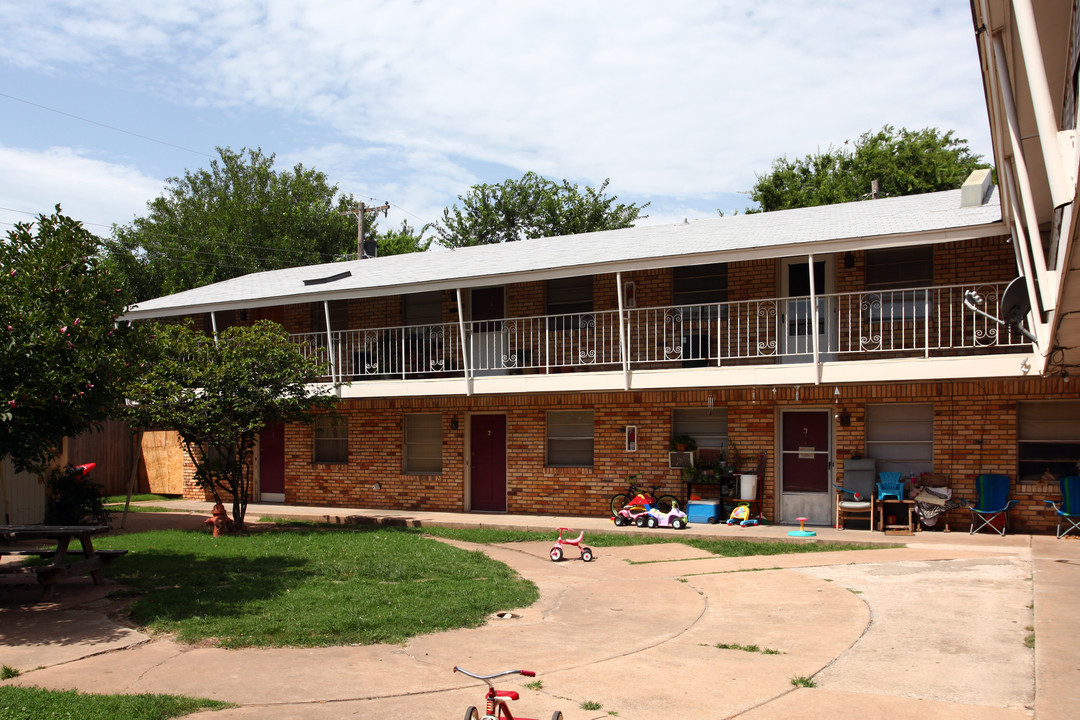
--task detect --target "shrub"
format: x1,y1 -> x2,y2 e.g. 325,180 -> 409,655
44,464 -> 110,525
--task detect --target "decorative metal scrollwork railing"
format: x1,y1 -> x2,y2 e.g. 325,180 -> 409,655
289,282 -> 1029,381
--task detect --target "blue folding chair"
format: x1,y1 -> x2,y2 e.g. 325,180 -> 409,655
1043,476 -> 1080,539
963,474 -> 1018,535
876,472 -> 904,501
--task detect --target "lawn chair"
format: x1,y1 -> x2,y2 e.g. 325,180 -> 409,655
1043,475 -> 1080,539
835,473 -> 876,530
876,472 -> 904,501
962,474 -> 1018,535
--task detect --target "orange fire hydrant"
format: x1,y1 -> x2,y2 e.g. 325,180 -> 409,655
204,503 -> 234,537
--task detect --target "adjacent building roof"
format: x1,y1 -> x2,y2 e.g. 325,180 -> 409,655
124,185 -> 1004,320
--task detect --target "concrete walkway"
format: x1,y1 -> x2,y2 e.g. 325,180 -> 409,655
1,501 -> 1078,719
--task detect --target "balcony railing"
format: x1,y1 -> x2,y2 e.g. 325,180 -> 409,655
290,282 -> 1030,381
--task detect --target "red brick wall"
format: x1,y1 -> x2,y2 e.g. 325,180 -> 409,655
175,376 -> 1080,534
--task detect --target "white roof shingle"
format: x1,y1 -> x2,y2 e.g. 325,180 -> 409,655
124,186 -> 1003,320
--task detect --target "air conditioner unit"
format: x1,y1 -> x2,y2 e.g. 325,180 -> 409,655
668,451 -> 695,469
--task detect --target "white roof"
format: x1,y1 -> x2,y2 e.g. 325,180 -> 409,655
124,186 -> 1004,320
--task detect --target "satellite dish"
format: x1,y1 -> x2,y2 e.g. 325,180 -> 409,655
963,277 -> 1037,344
1001,277 -> 1031,326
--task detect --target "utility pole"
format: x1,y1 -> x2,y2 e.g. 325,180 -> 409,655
342,202 -> 390,259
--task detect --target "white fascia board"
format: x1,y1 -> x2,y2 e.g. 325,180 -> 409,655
123,220 -> 1008,323
332,353 -> 1038,399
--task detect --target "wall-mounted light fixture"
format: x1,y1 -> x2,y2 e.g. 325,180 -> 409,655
450,415 -> 459,431
623,281 -> 636,308
838,412 -> 852,427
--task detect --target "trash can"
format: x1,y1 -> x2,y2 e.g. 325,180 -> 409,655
738,474 -> 758,500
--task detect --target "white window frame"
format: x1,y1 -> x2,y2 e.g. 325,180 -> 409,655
546,410 -> 594,467
403,413 -> 442,474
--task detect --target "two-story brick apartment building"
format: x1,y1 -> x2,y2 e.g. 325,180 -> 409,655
123,166 -> 1079,533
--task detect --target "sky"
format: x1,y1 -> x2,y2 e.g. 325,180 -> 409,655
0,1 -> 993,243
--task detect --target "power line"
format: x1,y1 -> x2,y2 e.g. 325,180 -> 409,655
0,92 -> 211,157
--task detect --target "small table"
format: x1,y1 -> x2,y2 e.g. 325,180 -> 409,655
877,500 -> 915,533
0,525 -> 118,599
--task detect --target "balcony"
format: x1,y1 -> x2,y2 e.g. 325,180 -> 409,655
291,282 -> 1032,390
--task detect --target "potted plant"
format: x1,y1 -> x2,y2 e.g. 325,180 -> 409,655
671,435 -> 697,452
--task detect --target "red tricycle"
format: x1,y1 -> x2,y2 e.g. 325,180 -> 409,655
453,667 -> 563,720
549,527 -> 593,562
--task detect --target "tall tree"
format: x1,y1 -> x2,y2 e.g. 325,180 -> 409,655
0,208 -> 136,477
104,147 -> 358,301
436,171 -> 648,248
748,126 -> 988,213
122,320 -> 337,530
376,220 -> 433,256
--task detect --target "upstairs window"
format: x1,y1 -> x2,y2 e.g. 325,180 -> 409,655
404,291 -> 442,327
865,247 -> 933,321
546,277 -> 593,332
311,299 -> 349,333
673,263 -> 728,323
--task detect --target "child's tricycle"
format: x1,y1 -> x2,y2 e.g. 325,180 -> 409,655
454,667 -> 563,720
549,527 -> 593,562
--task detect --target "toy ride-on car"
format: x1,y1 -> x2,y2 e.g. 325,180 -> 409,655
645,501 -> 689,529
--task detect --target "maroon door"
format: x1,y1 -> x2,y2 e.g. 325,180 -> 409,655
470,415 -> 507,511
780,410 -> 832,524
259,423 -> 286,500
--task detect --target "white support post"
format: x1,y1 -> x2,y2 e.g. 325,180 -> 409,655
1013,0 -> 1073,209
994,33 -> 1055,296
455,288 -> 473,395
323,300 -> 336,385
210,311 -> 219,346
1002,162 -> 1047,352
615,272 -> 630,390
808,253 -> 821,383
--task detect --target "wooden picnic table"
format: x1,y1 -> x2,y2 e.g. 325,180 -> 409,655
0,524 -> 125,600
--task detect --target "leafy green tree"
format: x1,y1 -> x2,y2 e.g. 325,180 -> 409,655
104,147 -> 358,301
0,208 -> 136,478
436,171 -> 648,248
376,220 -> 433,256
122,320 -> 338,529
748,126 -> 988,213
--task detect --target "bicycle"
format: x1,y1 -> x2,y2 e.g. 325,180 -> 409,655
609,475 -> 679,517
453,667 -> 563,720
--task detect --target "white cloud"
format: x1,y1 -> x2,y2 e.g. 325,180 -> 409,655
0,1 -> 993,231
0,146 -> 162,230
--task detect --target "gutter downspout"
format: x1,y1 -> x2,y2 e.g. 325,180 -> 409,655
616,272 -> 630,391
210,311 -> 219,346
456,289 -> 473,396
1013,0 -> 1073,209
808,253 -> 821,384
323,300 -> 336,386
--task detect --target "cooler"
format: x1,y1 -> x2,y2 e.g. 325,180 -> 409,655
686,499 -> 721,524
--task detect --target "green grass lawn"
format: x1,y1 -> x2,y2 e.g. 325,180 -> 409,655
93,524 -> 877,650
105,494 -> 179,505
97,528 -> 539,648
0,686 -> 229,720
